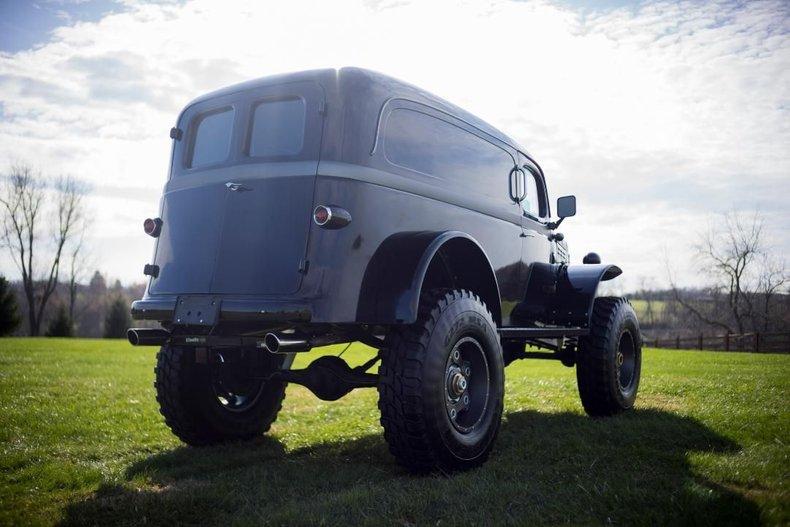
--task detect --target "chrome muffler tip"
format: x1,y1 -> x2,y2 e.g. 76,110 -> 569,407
263,333 -> 281,353
263,332 -> 311,353
127,328 -> 170,346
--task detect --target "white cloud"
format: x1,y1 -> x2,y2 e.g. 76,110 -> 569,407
0,0 -> 788,289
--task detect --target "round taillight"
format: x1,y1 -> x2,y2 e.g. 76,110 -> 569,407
313,205 -> 331,226
144,217 -> 162,237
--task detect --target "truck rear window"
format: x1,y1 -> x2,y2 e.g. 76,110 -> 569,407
188,107 -> 235,169
248,98 -> 305,157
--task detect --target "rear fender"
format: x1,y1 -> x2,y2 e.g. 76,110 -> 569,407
356,231 -> 501,325
512,263 -> 622,328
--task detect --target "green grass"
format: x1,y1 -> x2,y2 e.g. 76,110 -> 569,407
0,338 -> 788,526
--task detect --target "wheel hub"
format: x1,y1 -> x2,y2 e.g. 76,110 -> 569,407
444,336 -> 490,434
449,371 -> 468,397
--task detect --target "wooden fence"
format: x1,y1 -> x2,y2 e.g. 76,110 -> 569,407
644,331 -> 790,353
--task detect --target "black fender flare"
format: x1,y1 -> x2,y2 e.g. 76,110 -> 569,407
356,231 -> 501,325
511,262 -> 622,328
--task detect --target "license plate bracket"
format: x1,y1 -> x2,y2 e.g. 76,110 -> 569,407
173,296 -> 220,326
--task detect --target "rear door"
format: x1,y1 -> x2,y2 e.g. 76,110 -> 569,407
211,82 -> 324,295
150,81 -> 325,296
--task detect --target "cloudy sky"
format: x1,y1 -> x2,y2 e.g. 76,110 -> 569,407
0,0 -> 788,291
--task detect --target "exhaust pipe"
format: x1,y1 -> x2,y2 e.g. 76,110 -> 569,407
263,332 -> 311,353
127,328 -> 170,346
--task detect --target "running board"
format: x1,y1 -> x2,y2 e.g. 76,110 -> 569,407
498,327 -> 589,338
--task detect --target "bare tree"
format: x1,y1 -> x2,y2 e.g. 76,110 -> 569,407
751,255 -> 788,332
667,264 -> 733,333
668,211 -> 787,335
0,164 -> 86,335
698,212 -> 762,334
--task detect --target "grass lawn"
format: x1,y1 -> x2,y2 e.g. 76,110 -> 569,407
0,338 -> 788,526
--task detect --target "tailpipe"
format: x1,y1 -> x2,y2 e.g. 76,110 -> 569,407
263,332 -> 311,354
127,328 -> 170,346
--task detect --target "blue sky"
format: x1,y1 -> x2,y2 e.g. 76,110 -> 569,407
0,0 -> 788,289
0,0 -> 125,53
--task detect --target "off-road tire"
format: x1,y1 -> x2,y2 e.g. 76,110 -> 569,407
154,346 -> 287,445
378,289 -> 505,473
576,297 -> 642,416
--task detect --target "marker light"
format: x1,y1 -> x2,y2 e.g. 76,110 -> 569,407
313,205 -> 352,229
144,217 -> 163,237
313,205 -> 332,226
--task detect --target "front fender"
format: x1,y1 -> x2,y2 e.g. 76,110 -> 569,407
512,263 -> 622,328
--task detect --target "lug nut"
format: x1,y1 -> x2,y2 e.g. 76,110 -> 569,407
450,408 -> 457,419
463,394 -> 470,405
452,350 -> 460,361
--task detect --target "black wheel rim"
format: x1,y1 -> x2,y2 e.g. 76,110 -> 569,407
616,331 -> 636,393
211,352 -> 265,413
444,336 -> 490,434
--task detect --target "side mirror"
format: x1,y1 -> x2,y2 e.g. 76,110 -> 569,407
557,195 -> 576,218
548,195 -> 576,230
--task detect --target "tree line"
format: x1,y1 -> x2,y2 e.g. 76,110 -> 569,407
629,211 -> 788,339
0,272 -> 142,338
0,163 -> 141,338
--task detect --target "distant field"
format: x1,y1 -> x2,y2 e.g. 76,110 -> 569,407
0,338 -> 787,526
628,298 -> 667,322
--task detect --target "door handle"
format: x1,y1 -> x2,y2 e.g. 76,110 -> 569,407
225,182 -> 251,192
508,167 -> 525,202
523,229 -> 547,238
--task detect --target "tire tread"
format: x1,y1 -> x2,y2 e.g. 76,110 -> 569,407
378,289 -> 498,472
576,296 -> 636,416
154,346 -> 286,445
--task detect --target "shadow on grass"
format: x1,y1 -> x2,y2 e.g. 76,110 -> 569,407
60,409 -> 760,526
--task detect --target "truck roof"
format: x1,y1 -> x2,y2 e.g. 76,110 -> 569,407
182,67 -> 533,160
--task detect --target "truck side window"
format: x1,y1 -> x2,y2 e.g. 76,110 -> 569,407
384,108 -> 514,200
521,170 -> 540,218
188,107 -> 234,169
248,98 -> 306,157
